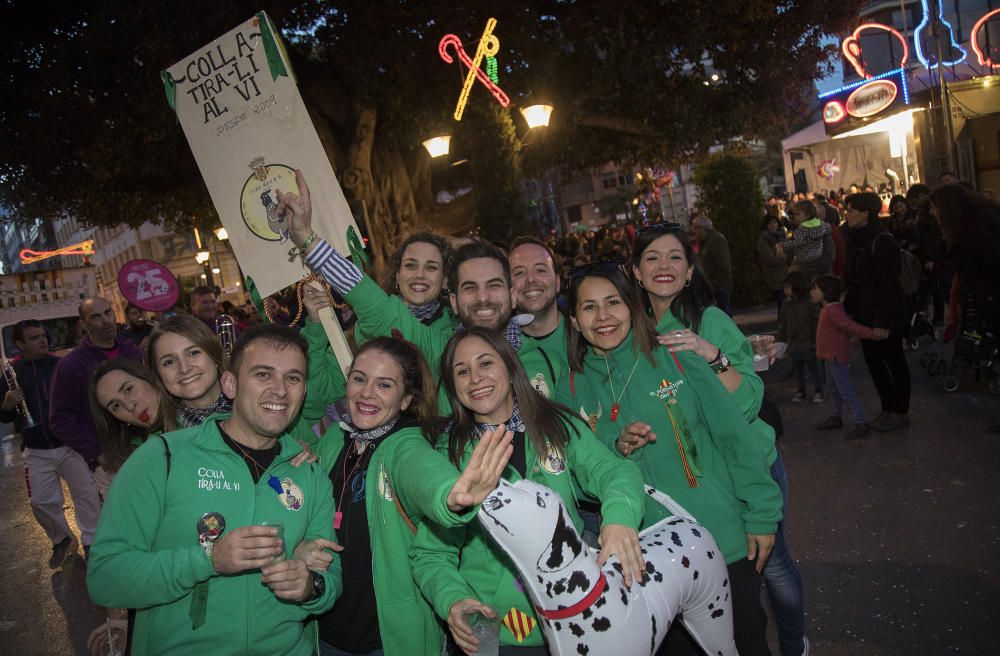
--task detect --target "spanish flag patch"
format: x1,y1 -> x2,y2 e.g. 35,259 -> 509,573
503,607 -> 536,643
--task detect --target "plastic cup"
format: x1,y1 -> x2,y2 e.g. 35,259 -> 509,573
748,335 -> 771,372
258,520 -> 285,564
465,610 -> 500,656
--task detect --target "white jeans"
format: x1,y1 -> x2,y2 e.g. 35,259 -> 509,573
24,446 -> 102,545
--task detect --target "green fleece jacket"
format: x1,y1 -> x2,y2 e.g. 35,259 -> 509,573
559,331 -> 781,564
658,306 -> 778,466
344,276 -> 564,402
314,425 -> 475,656
87,419 -> 342,656
354,294 -> 457,345
410,416 -> 644,648
520,313 -> 570,398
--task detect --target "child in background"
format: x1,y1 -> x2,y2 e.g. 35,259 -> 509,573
777,271 -> 824,403
812,275 -> 877,440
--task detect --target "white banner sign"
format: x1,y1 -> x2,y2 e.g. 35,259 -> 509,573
163,12 -> 361,298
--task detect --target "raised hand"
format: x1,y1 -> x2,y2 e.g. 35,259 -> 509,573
447,427 -> 514,511
275,168 -> 314,248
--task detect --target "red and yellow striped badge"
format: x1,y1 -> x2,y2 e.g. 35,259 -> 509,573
503,607 -> 537,643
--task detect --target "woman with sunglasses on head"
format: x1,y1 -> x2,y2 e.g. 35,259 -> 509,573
411,327 -> 646,656
631,225 -> 807,656
296,336 -> 513,656
562,264 -> 782,656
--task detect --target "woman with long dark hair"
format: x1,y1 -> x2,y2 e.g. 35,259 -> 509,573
300,336 -> 512,656
411,327 -> 646,655
563,264 -> 782,656
632,224 -> 808,656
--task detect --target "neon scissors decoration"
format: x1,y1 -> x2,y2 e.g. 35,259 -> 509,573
439,17 -> 511,121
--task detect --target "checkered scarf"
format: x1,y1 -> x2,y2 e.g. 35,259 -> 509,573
177,393 -> 233,428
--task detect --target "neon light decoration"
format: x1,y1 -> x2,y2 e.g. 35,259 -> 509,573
818,67 -> 910,107
823,100 -> 847,124
971,9 -> 1000,67
914,0 -> 967,69
842,23 -> 909,79
438,17 -> 510,121
20,240 -> 95,265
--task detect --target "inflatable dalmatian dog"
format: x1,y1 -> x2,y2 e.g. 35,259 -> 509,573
478,479 -> 736,656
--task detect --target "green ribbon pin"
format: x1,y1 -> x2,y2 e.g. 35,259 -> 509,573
160,70 -> 177,112
256,12 -> 289,81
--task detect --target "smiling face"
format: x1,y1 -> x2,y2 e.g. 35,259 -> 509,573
346,349 -> 412,431
153,331 -> 221,408
632,233 -> 692,305
395,241 -> 445,306
450,257 -> 515,331
509,243 -> 560,315
571,276 -> 632,355
95,370 -> 160,428
452,335 -> 514,425
221,340 -> 306,441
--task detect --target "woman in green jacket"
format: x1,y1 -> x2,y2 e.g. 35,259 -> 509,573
631,224 -> 808,656
562,264 -> 782,656
297,336 -> 513,656
411,327 -> 646,655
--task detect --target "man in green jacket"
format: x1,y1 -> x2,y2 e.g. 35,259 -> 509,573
276,169 -> 564,399
87,325 -> 341,656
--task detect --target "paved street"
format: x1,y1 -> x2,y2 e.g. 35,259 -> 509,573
0,323 -> 997,655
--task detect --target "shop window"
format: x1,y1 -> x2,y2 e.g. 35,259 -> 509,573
601,173 -> 618,189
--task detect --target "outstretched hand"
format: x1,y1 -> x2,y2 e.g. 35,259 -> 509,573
597,523 -> 645,589
275,169 -> 314,248
294,537 -> 343,572
447,427 -> 514,511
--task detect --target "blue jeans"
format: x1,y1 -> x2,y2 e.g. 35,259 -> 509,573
825,359 -> 868,424
763,454 -> 807,656
319,641 -> 383,656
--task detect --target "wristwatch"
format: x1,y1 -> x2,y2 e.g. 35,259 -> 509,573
708,349 -> 731,375
308,571 -> 325,601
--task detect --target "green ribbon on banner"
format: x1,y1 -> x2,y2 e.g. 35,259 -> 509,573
160,70 -> 176,112
245,276 -> 270,323
346,226 -> 369,269
255,11 -> 288,81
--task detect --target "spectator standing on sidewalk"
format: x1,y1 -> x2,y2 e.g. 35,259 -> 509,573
758,215 -> 789,311
779,201 -> 834,282
691,216 -> 733,315
777,272 -> 824,404
48,297 -> 144,498
812,276 -> 879,440
0,320 -> 102,562
843,192 -> 911,432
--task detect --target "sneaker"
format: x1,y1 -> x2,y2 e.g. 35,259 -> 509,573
875,412 -> 910,433
845,423 -> 872,440
792,392 -> 806,403
812,392 -> 825,404
816,416 -> 844,430
49,537 -> 73,568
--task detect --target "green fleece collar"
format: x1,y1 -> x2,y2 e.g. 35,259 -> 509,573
799,218 -> 822,228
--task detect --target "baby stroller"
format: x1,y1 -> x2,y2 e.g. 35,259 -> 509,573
905,288 -> 939,351
931,292 -> 999,393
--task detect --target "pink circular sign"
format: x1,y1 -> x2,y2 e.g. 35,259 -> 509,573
118,259 -> 180,312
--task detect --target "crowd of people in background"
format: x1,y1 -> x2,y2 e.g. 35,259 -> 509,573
0,169 -> 997,656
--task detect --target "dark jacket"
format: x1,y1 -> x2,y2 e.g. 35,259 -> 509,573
0,354 -> 63,450
777,298 -> 820,355
698,228 -> 733,291
47,335 -> 143,464
844,221 -> 906,333
757,230 -> 788,291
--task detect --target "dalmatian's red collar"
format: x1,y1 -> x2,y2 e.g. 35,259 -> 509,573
534,573 -> 608,620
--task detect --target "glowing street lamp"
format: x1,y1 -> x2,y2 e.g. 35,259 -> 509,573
195,251 -> 210,264
213,227 -> 229,241
422,135 -> 452,158
520,104 -> 553,129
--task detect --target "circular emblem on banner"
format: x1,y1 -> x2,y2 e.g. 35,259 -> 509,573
846,80 -> 897,119
118,259 -> 180,312
239,158 -> 297,242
